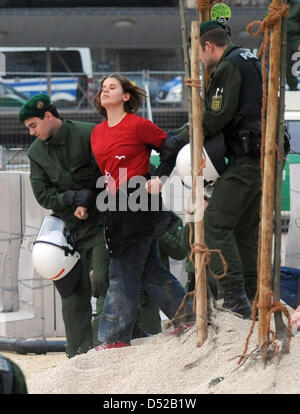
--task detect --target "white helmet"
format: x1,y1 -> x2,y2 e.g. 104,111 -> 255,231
175,143 -> 193,189
175,132 -> 226,189
32,215 -> 80,281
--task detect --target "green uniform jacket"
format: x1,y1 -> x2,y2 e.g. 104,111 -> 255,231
158,213 -> 187,267
287,0 -> 300,49
177,223 -> 194,274
28,120 -> 102,250
203,44 -> 244,139
159,216 -> 194,273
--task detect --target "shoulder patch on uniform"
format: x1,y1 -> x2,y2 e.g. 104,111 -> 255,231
211,95 -> 223,112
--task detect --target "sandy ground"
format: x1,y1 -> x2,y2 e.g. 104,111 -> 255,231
1,304 -> 299,396
0,234 -> 293,397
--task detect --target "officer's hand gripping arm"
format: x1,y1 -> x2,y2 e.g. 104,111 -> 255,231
63,189 -> 97,208
151,123 -> 190,180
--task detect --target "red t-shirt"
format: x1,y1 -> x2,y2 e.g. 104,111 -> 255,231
91,113 -> 167,193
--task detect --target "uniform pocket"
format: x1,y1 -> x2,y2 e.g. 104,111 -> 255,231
207,172 -> 254,228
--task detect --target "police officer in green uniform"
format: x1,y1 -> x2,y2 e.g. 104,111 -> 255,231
20,94 -> 164,355
199,21 -> 263,319
19,94 -> 108,358
0,354 -> 27,394
287,0 -> 300,90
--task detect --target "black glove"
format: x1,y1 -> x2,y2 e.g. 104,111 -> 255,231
165,122 -> 190,137
64,189 -> 97,208
159,123 -> 190,162
63,190 -> 77,207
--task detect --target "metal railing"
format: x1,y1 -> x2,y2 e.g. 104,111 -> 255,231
0,70 -> 189,154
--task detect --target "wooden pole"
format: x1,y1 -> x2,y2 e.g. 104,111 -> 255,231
273,0 -> 289,343
258,0 -> 283,350
199,8 -> 211,90
190,20 -> 207,346
179,0 -> 193,142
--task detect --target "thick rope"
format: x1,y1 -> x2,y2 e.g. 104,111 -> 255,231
189,239 -> 227,282
164,291 -> 195,328
185,77 -> 202,89
238,290 -> 292,364
166,234 -> 228,327
247,3 -> 290,42
190,241 -> 227,314
238,290 -> 260,364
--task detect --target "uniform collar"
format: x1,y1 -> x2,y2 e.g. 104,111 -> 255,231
209,44 -> 238,78
217,44 -> 239,66
218,44 -> 238,64
45,118 -> 66,146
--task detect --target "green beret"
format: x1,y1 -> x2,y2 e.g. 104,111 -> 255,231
200,20 -> 228,36
19,94 -> 52,123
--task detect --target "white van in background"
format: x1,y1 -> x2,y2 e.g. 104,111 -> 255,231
0,47 -> 93,106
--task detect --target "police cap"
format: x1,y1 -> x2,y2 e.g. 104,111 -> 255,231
19,94 -> 53,123
200,20 -> 229,36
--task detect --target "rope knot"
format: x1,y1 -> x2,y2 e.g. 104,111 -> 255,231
189,239 -> 227,281
192,242 -> 211,264
185,77 -> 202,89
247,3 -> 290,41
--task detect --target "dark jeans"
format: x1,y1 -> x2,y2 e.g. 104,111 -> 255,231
98,235 -> 194,344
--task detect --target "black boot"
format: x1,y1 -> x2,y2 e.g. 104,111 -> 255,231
245,286 -> 258,304
222,288 -> 252,319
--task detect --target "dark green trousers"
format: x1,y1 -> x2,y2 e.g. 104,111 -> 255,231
137,291 -> 162,334
204,155 -> 261,294
61,230 -> 108,358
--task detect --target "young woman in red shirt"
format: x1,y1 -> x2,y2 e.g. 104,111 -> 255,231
90,74 -> 194,349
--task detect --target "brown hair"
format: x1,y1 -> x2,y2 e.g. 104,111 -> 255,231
94,74 -> 147,118
200,28 -> 230,50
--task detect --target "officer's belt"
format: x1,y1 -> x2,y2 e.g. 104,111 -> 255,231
228,129 -> 261,158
